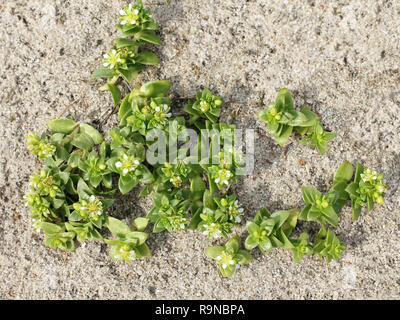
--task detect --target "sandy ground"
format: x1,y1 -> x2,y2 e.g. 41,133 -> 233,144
0,0 -> 399,299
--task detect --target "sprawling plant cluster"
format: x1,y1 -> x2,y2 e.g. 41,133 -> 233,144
241,161 -> 386,268
257,88 -> 336,154
91,0 -> 161,106
24,2 -> 387,277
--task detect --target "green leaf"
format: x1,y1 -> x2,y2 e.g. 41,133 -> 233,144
235,250 -> 253,264
225,235 -> 240,253
77,178 -> 92,199
139,80 -> 171,98
352,202 -> 362,221
126,231 -> 148,245
258,238 -> 273,252
107,84 -> 122,107
244,235 -> 259,250
118,95 -> 132,119
136,51 -> 160,65
205,246 -> 225,259
345,182 -> 359,197
190,175 -> 205,201
321,206 -> 339,226
79,123 -> 103,145
136,243 -> 151,257
71,132 -> 95,151
119,64 -> 145,83
118,175 -> 138,194
133,217 -> 149,231
275,125 -> 292,146
354,162 -> 365,184
301,186 -> 322,205
333,161 -> 353,184
41,222 -> 62,235
91,67 -> 116,79
103,173 -> 112,189
136,30 -> 161,45
115,38 -> 138,49
275,88 -> 294,111
106,217 -> 131,237
246,221 -> 259,235
299,204 -> 311,221
47,119 -> 77,134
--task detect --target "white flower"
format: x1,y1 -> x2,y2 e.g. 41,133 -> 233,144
223,180 -> 229,185
229,260 -> 235,265
163,104 -> 168,110
155,106 -> 160,112
123,168 -> 129,174
235,217 -> 241,223
216,256 -> 222,261
134,160 -> 140,165
115,161 -> 122,168
103,63 -> 109,67
121,20 -> 127,25
131,20 -> 136,25
119,9 -> 126,15
222,263 -> 227,269
215,178 -> 220,183
89,195 -> 96,202
134,9 -> 139,15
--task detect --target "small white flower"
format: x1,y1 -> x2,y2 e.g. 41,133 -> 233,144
216,256 -> 222,261
109,64 -> 114,69
229,260 -> 235,265
123,168 -> 129,174
180,224 -> 185,229
89,195 -> 96,202
224,180 -> 229,185
235,217 -> 241,223
238,208 -> 244,213
119,9 -> 126,15
131,20 -> 136,25
134,160 -> 140,165
115,161 -> 122,168
129,4 -> 132,9
155,106 -> 160,112
112,49 -> 117,55
202,230 -> 209,235
123,154 -> 128,160
215,178 -> 220,183
121,20 -> 127,25
210,223 -> 216,227
163,104 -> 168,110
97,211 -> 102,216
222,263 -> 227,269
117,58 -> 122,63
134,9 -> 139,15
103,63 -> 109,67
